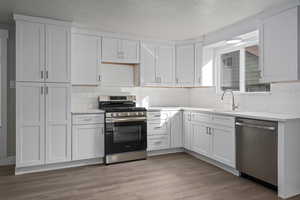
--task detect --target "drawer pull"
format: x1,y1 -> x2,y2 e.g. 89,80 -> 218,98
154,127 -> 162,130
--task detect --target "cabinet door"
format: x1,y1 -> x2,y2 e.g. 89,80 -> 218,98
16,21 -> 45,82
262,7 -> 298,82
140,43 -> 157,86
102,37 -> 119,62
195,42 -> 213,86
191,122 -> 210,156
176,44 -> 195,86
45,83 -> 71,164
46,25 -> 71,83
122,39 -> 140,63
72,33 -> 101,85
157,45 -> 175,85
170,111 -> 183,148
16,82 -> 45,167
211,126 -> 235,168
72,124 -> 104,160
183,112 -> 192,150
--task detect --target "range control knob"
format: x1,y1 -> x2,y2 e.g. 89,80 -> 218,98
127,112 -> 130,116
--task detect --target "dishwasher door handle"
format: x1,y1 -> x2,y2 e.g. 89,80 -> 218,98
235,122 -> 276,131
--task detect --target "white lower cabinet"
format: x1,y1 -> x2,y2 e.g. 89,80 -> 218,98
72,114 -> 105,161
170,111 -> 183,148
16,82 -> 71,168
184,111 -> 236,168
16,83 -> 45,167
72,124 -> 104,160
191,122 -> 210,157
45,83 -> 71,164
183,112 -> 192,150
210,125 -> 235,167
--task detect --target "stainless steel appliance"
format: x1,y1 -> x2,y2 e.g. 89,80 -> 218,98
99,96 -> 147,164
236,118 -> 278,187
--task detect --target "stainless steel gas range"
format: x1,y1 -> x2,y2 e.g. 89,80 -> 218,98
98,95 -> 147,164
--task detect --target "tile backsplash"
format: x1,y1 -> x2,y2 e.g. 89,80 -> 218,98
72,86 -> 190,110
190,82 -> 300,114
72,82 -> 300,115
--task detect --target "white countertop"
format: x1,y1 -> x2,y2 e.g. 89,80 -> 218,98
71,109 -> 105,114
148,107 -> 300,122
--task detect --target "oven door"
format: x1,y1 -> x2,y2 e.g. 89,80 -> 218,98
105,117 -> 147,154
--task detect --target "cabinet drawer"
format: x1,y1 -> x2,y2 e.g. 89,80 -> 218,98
190,112 -> 212,123
72,114 -> 104,125
148,122 -> 169,130
147,111 -> 169,121
147,135 -> 170,151
212,115 -> 235,128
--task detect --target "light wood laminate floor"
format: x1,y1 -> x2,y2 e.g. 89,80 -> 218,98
0,153 -> 299,200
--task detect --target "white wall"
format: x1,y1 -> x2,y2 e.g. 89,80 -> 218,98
190,82 -> 300,114
72,86 -> 190,111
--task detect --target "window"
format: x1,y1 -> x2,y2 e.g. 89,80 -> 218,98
216,31 -> 270,93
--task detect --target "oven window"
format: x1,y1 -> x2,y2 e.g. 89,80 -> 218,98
113,125 -> 142,143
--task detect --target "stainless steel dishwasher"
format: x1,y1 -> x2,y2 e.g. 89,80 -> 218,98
236,118 -> 278,186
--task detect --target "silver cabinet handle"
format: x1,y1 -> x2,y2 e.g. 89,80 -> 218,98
235,122 -> 276,131
98,75 -> 102,81
41,86 -> 44,95
45,86 -> 49,95
41,71 -> 44,79
45,70 -> 49,79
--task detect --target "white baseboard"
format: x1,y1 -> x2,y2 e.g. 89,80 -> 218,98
15,158 -> 103,175
185,150 -> 240,176
0,156 -> 16,166
147,148 -> 184,157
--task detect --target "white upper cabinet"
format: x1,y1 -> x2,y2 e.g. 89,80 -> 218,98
46,25 -> 71,83
71,33 -> 101,85
101,37 -> 119,62
195,42 -> 214,87
122,39 -> 140,63
45,83 -> 71,164
15,15 -> 71,83
102,37 -> 140,64
261,7 -> 299,82
175,44 -> 195,87
16,21 -> 45,82
16,82 -> 45,167
140,43 -> 157,86
140,42 -> 175,86
157,45 -> 175,85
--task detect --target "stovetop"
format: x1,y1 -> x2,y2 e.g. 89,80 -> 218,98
102,107 -> 147,113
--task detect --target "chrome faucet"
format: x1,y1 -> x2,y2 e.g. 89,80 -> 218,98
221,89 -> 238,111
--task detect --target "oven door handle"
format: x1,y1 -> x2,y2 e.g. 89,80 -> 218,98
107,117 -> 147,123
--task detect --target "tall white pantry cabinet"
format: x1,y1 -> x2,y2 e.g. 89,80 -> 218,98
14,15 -> 72,168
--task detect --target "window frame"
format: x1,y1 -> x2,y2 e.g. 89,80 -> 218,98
215,38 -> 266,94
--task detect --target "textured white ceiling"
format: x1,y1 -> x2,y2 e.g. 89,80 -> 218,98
0,0 -> 287,40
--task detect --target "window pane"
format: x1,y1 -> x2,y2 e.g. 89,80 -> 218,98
245,45 -> 270,92
220,50 -> 240,91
